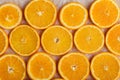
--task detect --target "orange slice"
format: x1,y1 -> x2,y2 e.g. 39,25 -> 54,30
0,54 -> 26,80
106,24 -> 120,55
25,0 -> 57,29
27,52 -> 56,80
41,25 -> 73,55
74,25 -> 104,54
0,28 -> 8,55
0,3 -> 22,29
91,52 -> 120,80
9,25 -> 40,56
90,0 -> 119,28
60,2 -> 88,29
53,78 -> 64,80
58,53 -> 89,80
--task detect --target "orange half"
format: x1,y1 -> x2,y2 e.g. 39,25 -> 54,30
25,0 -> 57,29
0,3 -> 22,29
60,2 -> 88,29
90,0 -> 119,28
27,52 -> 56,80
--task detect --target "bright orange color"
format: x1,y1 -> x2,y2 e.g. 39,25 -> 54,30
90,0 -> 119,28
0,28 -> 8,55
41,25 -> 73,55
106,24 -> 120,55
0,3 -> 22,29
91,52 -> 120,80
74,25 -> 104,54
60,2 -> 88,29
53,78 -> 64,80
0,54 -> 26,80
58,53 -> 89,80
25,0 -> 57,29
9,25 -> 40,56
27,52 -> 56,80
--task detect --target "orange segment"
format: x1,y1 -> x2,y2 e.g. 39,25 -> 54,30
106,24 -> 120,55
27,52 -> 56,80
41,25 -> 73,55
9,25 -> 40,56
0,28 -> 8,55
74,25 -> 104,54
0,54 -> 26,80
25,0 -> 57,29
60,2 -> 88,29
91,52 -> 120,80
90,0 -> 119,28
0,3 -> 22,29
58,53 -> 89,80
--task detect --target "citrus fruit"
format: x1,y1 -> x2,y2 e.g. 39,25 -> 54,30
9,25 -> 40,56
41,25 -> 73,55
106,24 -> 120,55
58,52 -> 89,80
27,52 -> 56,80
53,78 -> 64,80
25,0 -> 57,29
0,3 -> 22,29
60,2 -> 88,29
74,25 -> 104,54
0,28 -> 8,55
90,0 -> 119,28
91,52 -> 120,80
0,54 -> 26,80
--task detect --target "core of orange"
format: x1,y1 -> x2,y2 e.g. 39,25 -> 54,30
60,2 -> 88,29
41,25 -> 73,55
90,0 -> 119,28
0,28 -> 8,55
0,54 -> 26,80
58,52 -> 89,80
9,25 -> 40,56
24,0 -> 57,29
27,52 -> 56,80
0,3 -> 22,29
106,24 -> 120,55
91,52 -> 120,80
74,25 -> 104,54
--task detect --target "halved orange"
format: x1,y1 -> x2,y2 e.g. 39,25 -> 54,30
91,52 -> 120,80
25,0 -> 57,29
0,54 -> 26,80
27,52 -> 56,80
41,25 -> 73,55
60,2 -> 88,29
0,28 -> 8,55
9,25 -> 40,56
58,52 -> 89,80
106,24 -> 120,55
74,25 -> 104,54
90,0 -> 119,28
53,78 -> 64,80
0,3 -> 22,29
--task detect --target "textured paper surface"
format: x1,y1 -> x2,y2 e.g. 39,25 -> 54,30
0,0 -> 120,80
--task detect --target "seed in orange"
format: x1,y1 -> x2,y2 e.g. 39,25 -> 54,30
41,25 -> 72,55
106,24 -> 120,55
91,52 -> 120,80
9,25 -> 40,56
0,54 -> 26,80
74,25 -> 104,54
60,2 -> 88,29
24,0 -> 57,29
0,28 -> 8,55
90,0 -> 119,28
0,3 -> 22,29
27,52 -> 56,80
58,52 -> 89,80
